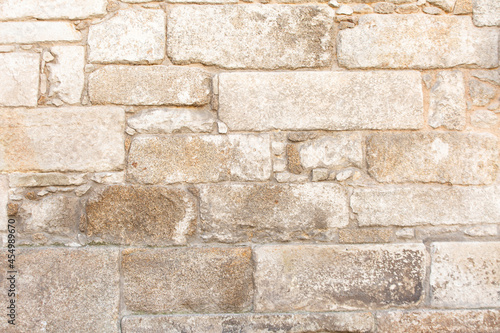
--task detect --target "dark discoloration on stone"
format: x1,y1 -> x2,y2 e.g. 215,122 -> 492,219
287,131 -> 319,142
7,202 -> 18,216
286,144 -> 304,174
339,228 -> 393,244
122,247 -> 254,313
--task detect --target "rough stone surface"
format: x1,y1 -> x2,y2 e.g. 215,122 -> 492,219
464,225 -> 498,237
84,186 -> 196,245
91,172 -> 125,185
167,5 -> 334,69
8,173 -> 86,187
472,68 -> 500,86
351,185 -> 500,227
0,53 -> 39,107
471,109 -> 498,128
122,247 -> 253,313
366,133 -> 498,185
0,21 -> 81,44
0,107 -> 125,172
298,134 -> 363,169
423,6 -> 445,14
373,2 -> 396,13
128,134 -> 271,184
254,244 -> 426,311
473,0 -> 500,26
469,79 -> 496,106
88,8 -> 166,64
0,0 -> 107,20
199,183 -> 348,243
377,310 -> 500,333
89,66 -> 211,106
431,242 -> 500,308
339,228 -> 393,244
0,175 -> 8,231
428,71 -> 466,130
286,144 -> 304,174
427,0 -> 456,11
219,71 -> 423,131
338,15 -> 499,69
122,312 -> 374,333
395,3 -> 420,13
0,248 -> 119,332
127,108 -> 216,134
47,46 -> 85,104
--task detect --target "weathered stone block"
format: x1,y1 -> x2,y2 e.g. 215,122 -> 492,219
167,5 -> 334,69
469,79 -> 496,106
8,173 -> 86,187
0,175 -> 7,231
199,183 -> 348,243
366,133 -> 498,184
338,15 -> 498,69
89,66 -> 211,106
429,71 -> 466,130
47,46 -> 85,104
471,109 -> 498,128
0,53 -> 39,107
0,0 -> 107,20
219,71 -> 423,131
122,247 -> 253,313
254,244 -> 426,311
338,228 -> 393,244
0,21 -> 81,44
128,134 -> 271,184
298,134 -> 363,169
473,0 -> 500,26
431,242 -> 500,308
0,107 -> 125,172
84,186 -> 196,245
351,185 -> 500,227
427,0 -> 455,11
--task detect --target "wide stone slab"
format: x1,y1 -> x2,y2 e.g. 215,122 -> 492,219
128,134 -> 271,184
122,312 -> 374,333
122,247 -> 253,313
0,0 -> 107,20
84,185 -> 196,245
89,66 -> 211,106
0,248 -> 119,332
366,132 -> 498,184
219,71 -> 423,131
338,14 -> 498,69
199,183 -> 348,243
473,0 -> 500,26
0,107 -> 125,172
167,5 -> 334,69
254,244 -> 426,311
0,21 -> 81,44
431,242 -> 500,308
0,53 -> 39,107
351,185 -> 500,227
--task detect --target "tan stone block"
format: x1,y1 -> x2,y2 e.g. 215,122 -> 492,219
8,173 -> 87,187
473,0 -> 500,26
429,71 -> 466,130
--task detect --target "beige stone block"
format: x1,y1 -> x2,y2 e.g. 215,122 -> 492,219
0,21 -> 81,44
47,46 -> 85,104
298,134 -> 363,169
8,173 -> 86,187
429,71 -> 466,130
473,0 -> 500,26
0,53 -> 39,107
0,0 -> 107,20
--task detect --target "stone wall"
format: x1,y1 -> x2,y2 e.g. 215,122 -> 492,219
0,0 -> 499,332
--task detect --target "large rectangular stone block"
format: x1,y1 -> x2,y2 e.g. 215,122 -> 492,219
0,107 -> 125,172
366,133 -> 498,185
89,66 -> 211,106
199,183 -> 348,243
219,71 -> 423,131
338,15 -> 498,69
0,0 -> 107,20
0,21 -> 81,44
127,134 -> 271,184
351,185 -> 500,227
254,244 -> 426,311
122,247 -> 253,313
0,53 -> 39,107
167,5 -> 334,69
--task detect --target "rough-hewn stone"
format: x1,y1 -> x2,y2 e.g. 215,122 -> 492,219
0,21 -> 81,44
0,107 -> 125,172
428,71 -> 466,130
128,134 -> 271,184
199,183 -> 348,243
0,0 -> 107,20
167,5 -> 334,69
84,186 -> 196,245
0,175 -> 8,231
47,46 -> 85,104
8,173 -> 86,187
89,66 -> 211,106
471,109 -> 498,128
122,247 -> 253,313
427,0 -> 456,11
122,312 -> 374,333
431,242 -> 500,308
219,71 -> 423,131
0,248 -> 119,332
377,309 -> 500,333
339,228 -> 393,244
472,68 -> 500,86
88,8 -> 165,64
351,185 -> 500,227
298,134 -> 363,169
338,15 -> 499,69
0,53 -> 39,107
473,0 -> 500,26
255,244 -> 426,311
366,133 -> 498,184
373,2 -> 396,13
454,0 -> 472,14
469,79 -> 496,106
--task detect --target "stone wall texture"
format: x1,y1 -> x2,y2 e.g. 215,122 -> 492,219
1,0 -> 499,332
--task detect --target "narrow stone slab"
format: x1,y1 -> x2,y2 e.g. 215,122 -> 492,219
351,185 -> 500,227
366,133 -> 498,184
8,173 -> 86,187
431,242 -> 500,308
167,5 -> 334,69
122,247 -> 253,313
122,312 -> 374,333
473,0 -> 500,26
338,14 -> 498,69
128,134 -> 271,184
0,175 -> 8,231
89,66 -> 211,106
0,0 -> 107,20
0,21 -> 81,44
84,186 -> 196,245
254,244 -> 426,311
219,71 -> 423,131
0,107 -> 125,172
377,310 -> 500,333
0,53 -> 39,107
199,183 -> 348,243
47,46 -> 85,104
0,248 -> 119,332
429,71 -> 466,130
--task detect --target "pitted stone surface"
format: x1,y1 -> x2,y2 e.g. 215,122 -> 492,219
473,0 -> 500,26
0,21 -> 81,44
429,71 -> 466,130
0,53 -> 39,107
0,0 -> 107,20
